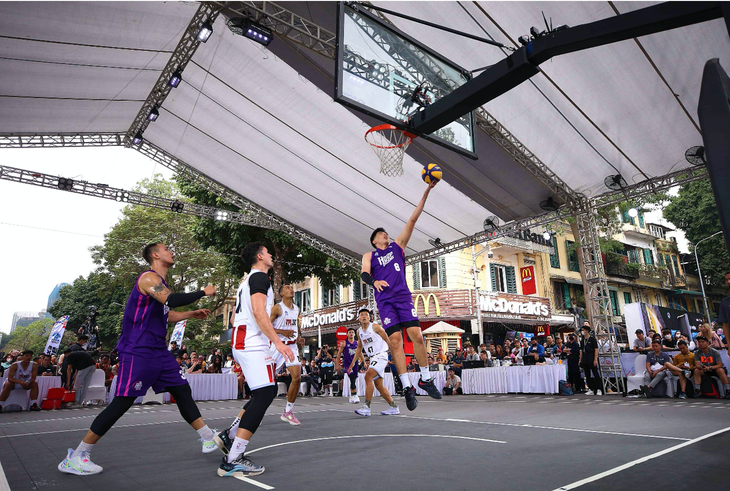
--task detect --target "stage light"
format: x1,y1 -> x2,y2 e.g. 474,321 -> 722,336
115,191 -> 129,202
530,26 -> 542,38
628,207 -> 638,218
57,177 -> 74,191
169,70 -> 182,88
147,106 -> 160,122
226,17 -> 273,46
197,20 -> 213,43
518,35 -> 531,46
543,231 -> 552,241
215,210 -> 229,221
170,200 -> 185,213
132,132 -> 143,145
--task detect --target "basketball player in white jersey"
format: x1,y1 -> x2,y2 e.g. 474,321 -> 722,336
0,349 -> 40,412
269,283 -> 303,425
348,308 -> 400,417
217,242 -> 294,479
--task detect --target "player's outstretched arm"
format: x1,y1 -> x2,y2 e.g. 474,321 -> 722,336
395,180 -> 437,250
168,309 -> 211,323
139,272 -> 216,307
372,323 -> 390,346
336,343 -> 345,371
252,292 -> 294,362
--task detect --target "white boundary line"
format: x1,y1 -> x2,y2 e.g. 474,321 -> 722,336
0,461 -> 10,491
234,475 -> 275,490
552,426 -> 730,490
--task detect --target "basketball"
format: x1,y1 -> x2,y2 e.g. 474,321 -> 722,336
421,163 -> 442,184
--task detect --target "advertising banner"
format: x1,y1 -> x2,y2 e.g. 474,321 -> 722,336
520,266 -> 537,295
169,320 -> 186,350
44,316 -> 69,356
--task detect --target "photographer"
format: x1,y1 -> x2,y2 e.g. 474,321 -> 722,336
316,345 -> 335,396
78,306 -> 100,351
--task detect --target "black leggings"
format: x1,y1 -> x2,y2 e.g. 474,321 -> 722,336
239,385 -> 277,434
348,372 -> 358,392
90,384 -> 201,437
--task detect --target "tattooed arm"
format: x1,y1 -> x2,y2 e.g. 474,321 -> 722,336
137,272 -> 216,307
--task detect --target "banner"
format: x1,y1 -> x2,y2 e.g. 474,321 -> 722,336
44,316 -> 69,356
625,302 -> 704,347
169,320 -> 186,350
520,266 -> 537,295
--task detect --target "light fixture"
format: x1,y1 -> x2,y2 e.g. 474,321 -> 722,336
543,231 -> 552,241
215,210 -> 229,221
115,191 -> 129,202
428,238 -> 442,248
518,35 -> 531,46
226,17 -> 273,46
487,245 -> 494,259
170,200 -> 184,213
197,20 -> 213,43
628,207 -> 638,218
132,132 -> 143,145
168,70 -> 182,88
57,177 -> 74,191
147,106 -> 160,122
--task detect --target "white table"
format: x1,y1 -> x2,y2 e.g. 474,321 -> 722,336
461,367 -> 507,394
1,374 -> 62,400
108,373 -> 238,404
461,365 -> 566,395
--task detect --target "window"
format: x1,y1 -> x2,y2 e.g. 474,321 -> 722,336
352,281 -> 368,301
321,285 -> 339,307
627,249 -> 640,264
638,212 -> 645,228
655,293 -> 662,307
609,290 -> 620,316
553,282 -> 571,310
491,265 -> 517,293
566,241 -> 580,272
549,237 -> 560,268
623,292 -> 632,305
671,255 -> 680,276
294,290 -> 311,312
421,260 -> 440,288
658,253 -> 665,267
643,249 -> 653,265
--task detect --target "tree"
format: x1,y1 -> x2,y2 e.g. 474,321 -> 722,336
176,177 -> 360,296
663,178 -> 728,287
2,319 -> 61,354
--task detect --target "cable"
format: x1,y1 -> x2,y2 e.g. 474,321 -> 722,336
0,34 -> 176,53
0,56 -> 163,72
0,95 -> 144,102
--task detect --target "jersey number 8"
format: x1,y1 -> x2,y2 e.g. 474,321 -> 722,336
394,263 -> 400,271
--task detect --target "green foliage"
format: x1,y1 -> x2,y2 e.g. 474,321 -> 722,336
663,178 -> 728,286
624,263 -> 641,274
176,176 -> 359,292
3,319 -> 56,354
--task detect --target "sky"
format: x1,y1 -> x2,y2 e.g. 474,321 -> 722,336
0,147 -> 172,335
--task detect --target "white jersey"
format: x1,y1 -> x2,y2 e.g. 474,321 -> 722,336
14,361 -> 34,383
232,270 -> 274,351
358,323 -> 389,358
272,301 -> 300,345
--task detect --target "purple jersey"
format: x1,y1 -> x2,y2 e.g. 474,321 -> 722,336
116,271 -> 169,355
342,339 -> 359,373
371,241 -> 411,302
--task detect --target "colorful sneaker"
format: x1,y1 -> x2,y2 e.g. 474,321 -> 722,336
217,455 -> 265,477
381,406 -> 400,416
213,429 -> 233,455
354,405 -> 371,417
404,386 -> 418,411
201,430 -> 219,454
418,378 -> 442,399
351,394 -> 360,404
678,391 -> 687,399
281,411 -> 301,426
58,448 -> 103,475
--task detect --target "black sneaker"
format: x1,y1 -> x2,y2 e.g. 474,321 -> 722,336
640,385 -> 652,399
213,429 -> 233,455
217,455 -> 264,477
29,403 -> 41,412
418,379 -> 442,400
404,386 -> 418,411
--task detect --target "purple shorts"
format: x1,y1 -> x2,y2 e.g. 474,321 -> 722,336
377,296 -> 418,329
115,351 -> 187,397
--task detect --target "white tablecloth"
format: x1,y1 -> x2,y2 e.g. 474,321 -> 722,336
461,365 -> 566,395
346,371 -> 446,397
108,373 -> 238,403
1,374 -> 62,400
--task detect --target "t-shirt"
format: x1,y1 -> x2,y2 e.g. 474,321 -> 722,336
718,296 -> 730,324
646,351 -> 673,368
564,341 -> 580,361
633,337 -> 651,350
672,352 -> 695,370
447,374 -> 461,388
37,364 -> 57,376
695,347 -> 722,368
63,351 -> 95,371
580,336 -> 598,361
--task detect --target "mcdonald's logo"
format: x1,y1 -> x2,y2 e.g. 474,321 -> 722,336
413,293 -> 441,317
521,268 -> 533,280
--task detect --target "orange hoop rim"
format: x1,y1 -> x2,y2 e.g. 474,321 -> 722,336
364,124 -> 418,149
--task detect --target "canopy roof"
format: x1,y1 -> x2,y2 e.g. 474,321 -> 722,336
1,2 -> 727,260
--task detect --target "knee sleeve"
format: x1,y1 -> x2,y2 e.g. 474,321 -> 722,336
167,384 -> 201,425
349,373 -> 357,391
90,396 -> 135,437
239,385 -> 277,433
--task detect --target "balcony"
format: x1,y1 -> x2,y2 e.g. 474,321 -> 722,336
655,239 -> 679,254
662,270 -> 688,289
605,262 -> 640,279
638,265 -> 667,283
623,224 -> 662,241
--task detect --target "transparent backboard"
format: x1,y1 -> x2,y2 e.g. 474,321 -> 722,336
335,3 -> 476,158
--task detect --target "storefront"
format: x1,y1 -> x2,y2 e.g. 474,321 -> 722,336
477,291 -> 554,345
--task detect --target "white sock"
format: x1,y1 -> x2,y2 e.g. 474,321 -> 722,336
228,425 -> 238,439
196,425 -> 215,441
71,441 -> 94,459
419,366 -> 432,381
230,416 -> 241,429
399,373 -> 412,388
227,437 -> 249,463
285,401 -> 295,413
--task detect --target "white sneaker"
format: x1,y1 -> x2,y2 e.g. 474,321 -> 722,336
58,449 -> 103,475
380,406 -> 400,416
595,390 -> 603,396
354,405 -> 371,417
351,395 -> 360,404
585,390 -> 595,396
348,395 -> 354,403
200,429 -> 219,454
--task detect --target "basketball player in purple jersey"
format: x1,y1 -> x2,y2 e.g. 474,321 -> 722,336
337,327 -> 362,403
360,181 -> 441,411
58,243 -> 219,476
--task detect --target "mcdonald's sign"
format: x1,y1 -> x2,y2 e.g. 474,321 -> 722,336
521,266 -> 537,295
413,293 -> 441,317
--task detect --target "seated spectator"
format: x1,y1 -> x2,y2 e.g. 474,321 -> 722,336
406,358 -> 417,372
664,340 -> 695,398
450,350 -> 464,376
661,328 -> 677,349
479,351 -> 493,367
224,353 -> 234,369
207,354 -> 222,374
698,323 -> 725,349
692,335 -> 730,397
679,334 -> 696,351
435,347 -> 447,364
180,353 -> 191,370
503,339 -> 512,354
489,345 -> 497,359
0,350 -> 40,412
494,345 -> 504,360
640,340 -> 674,398
526,338 -> 545,357
465,345 -> 480,362
444,368 -> 462,395
97,354 -> 113,389
37,354 -> 57,376
633,329 -> 652,352
648,329 -> 657,340
187,355 -> 205,374
651,333 -> 662,345
276,365 -> 292,394
308,360 -> 322,396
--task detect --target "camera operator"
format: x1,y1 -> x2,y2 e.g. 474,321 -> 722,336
78,306 -> 100,351
316,345 -> 335,396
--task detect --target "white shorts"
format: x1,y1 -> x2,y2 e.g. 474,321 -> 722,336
232,348 -> 275,391
367,352 -> 389,380
270,342 -> 300,369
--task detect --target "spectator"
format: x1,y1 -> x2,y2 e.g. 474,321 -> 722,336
552,337 -> 564,359
647,329 -> 657,340
494,345 -> 504,360
224,353 -> 234,369
435,347 -> 447,364
652,333 -> 662,345
489,345 -> 497,360
450,349 -> 464,376
406,357 -> 417,372
465,345 -> 480,362
527,338 -> 545,358
207,354 -> 222,374
698,323 -> 725,349
503,339 -> 512,354
692,335 -> 730,397
62,348 -> 97,406
639,340 -> 674,398
169,341 -> 182,359
308,360 -> 322,396
564,334 -> 583,392
679,334 -> 696,351
68,334 -> 88,353
110,349 -> 118,367
544,336 -> 556,353
579,325 -> 602,395
443,368 -> 462,395
664,340 -> 695,399
0,350 -> 41,412
316,346 -> 335,396
232,362 -> 246,399
633,329 -> 652,352
661,328 -> 677,349
479,351 -> 492,367
187,355 -> 205,374
276,364 -> 292,394
180,353 -> 191,370
37,354 -> 57,376
98,355 -> 113,389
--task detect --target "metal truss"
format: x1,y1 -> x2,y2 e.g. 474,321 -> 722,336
125,2 -> 223,146
0,133 -> 123,148
213,1 -> 337,58
573,197 -> 625,395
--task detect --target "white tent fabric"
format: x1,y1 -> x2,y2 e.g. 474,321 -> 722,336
1,1 -> 727,259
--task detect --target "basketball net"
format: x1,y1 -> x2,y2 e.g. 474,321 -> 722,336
365,124 -> 417,177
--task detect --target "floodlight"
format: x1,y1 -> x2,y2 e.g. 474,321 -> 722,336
530,26 -> 542,38
428,238 -> 442,248
197,20 -> 213,43
147,106 -> 160,122
170,200 -> 185,213
132,132 -> 143,145
57,177 -> 74,191
169,71 -> 182,88
216,210 -> 229,221
518,35 -> 531,46
543,231 -> 552,241
115,191 -> 129,202
628,208 -> 638,218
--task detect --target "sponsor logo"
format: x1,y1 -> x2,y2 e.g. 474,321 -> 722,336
377,251 -> 395,267
134,381 -> 143,391
521,267 -> 533,283
384,317 -> 391,325
300,306 -> 357,328
413,293 -> 441,317
479,294 -> 550,318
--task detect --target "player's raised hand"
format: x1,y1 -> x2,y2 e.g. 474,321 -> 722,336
190,309 -> 210,319
203,285 -> 216,296
373,280 -> 389,292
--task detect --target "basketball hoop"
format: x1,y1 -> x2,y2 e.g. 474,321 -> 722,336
365,124 -> 417,177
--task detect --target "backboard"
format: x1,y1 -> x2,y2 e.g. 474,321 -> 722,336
335,2 -> 477,159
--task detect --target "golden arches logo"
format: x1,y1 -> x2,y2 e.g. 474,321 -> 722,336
414,293 -> 441,317
521,267 -> 533,280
